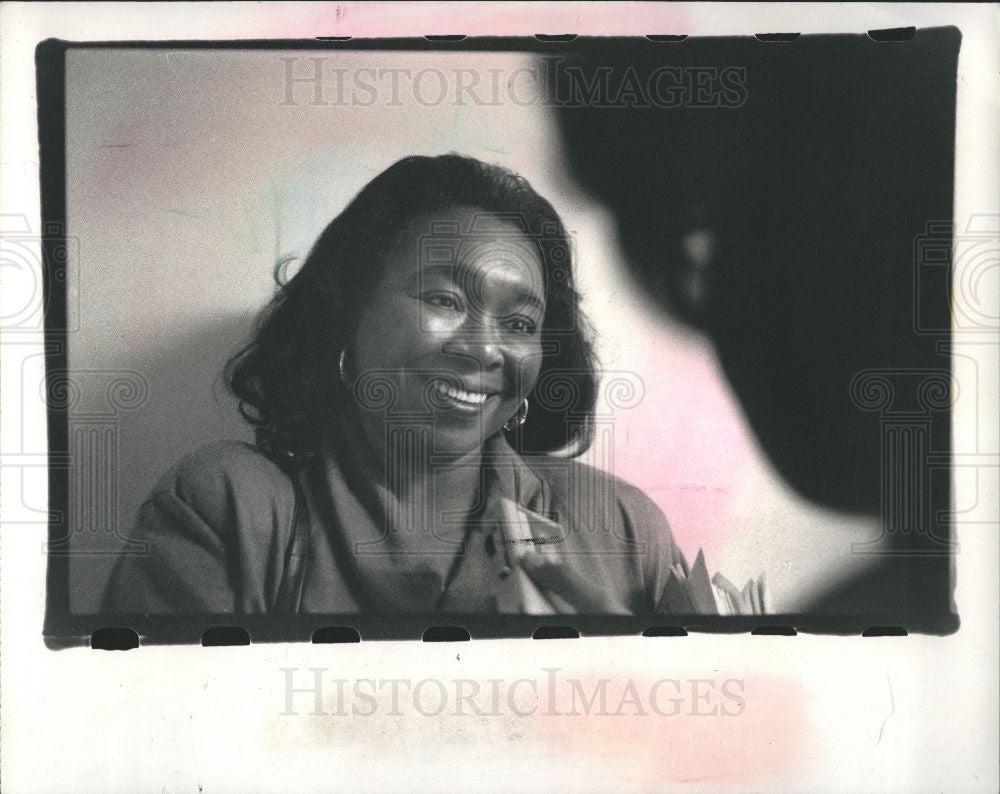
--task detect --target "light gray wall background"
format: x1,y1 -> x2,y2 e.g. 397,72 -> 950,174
65,48 -> 875,613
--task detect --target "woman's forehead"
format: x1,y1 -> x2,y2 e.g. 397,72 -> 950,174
392,205 -> 546,292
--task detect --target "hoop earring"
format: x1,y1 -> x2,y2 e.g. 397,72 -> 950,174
504,398 -> 529,432
338,347 -> 349,385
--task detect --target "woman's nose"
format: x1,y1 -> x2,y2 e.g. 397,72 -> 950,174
443,317 -> 505,370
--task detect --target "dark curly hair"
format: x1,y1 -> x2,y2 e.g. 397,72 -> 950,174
225,154 -> 599,459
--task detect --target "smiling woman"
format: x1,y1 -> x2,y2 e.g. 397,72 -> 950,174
102,154 -> 688,616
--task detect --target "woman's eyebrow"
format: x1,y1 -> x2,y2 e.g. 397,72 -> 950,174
415,263 -> 459,280
506,287 -> 545,313
405,264 -> 456,292
415,263 -> 545,312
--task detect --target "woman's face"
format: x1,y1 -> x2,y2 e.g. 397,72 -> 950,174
350,205 -> 546,458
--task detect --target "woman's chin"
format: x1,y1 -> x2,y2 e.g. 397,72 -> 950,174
430,423 -> 502,458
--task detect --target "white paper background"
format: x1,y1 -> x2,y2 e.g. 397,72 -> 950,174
2,3 -> 997,792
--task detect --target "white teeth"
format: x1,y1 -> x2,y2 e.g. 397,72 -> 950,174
437,383 -> 488,405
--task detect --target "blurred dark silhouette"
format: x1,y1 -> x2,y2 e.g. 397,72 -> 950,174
550,29 -> 960,630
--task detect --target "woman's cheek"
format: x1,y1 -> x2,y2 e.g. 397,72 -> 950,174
422,311 -> 461,336
517,340 -> 545,392
387,304 -> 456,366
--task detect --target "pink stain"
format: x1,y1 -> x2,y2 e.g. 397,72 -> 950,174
582,311 -> 756,560
536,672 -> 810,788
225,2 -> 691,39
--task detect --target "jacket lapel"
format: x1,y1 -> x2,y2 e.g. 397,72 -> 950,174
483,435 -> 575,614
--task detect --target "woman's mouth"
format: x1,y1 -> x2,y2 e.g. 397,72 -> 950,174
434,381 -> 493,410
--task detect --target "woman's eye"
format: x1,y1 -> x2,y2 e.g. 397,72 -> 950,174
507,317 -> 538,335
424,292 -> 463,311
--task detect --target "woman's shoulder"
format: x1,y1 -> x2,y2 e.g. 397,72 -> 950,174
519,454 -> 686,584
157,439 -> 290,487
149,440 -> 296,529
107,441 -> 298,614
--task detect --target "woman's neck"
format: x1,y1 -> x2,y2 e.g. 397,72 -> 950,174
383,429 -> 481,498
388,432 -> 485,542
346,411 -> 486,533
